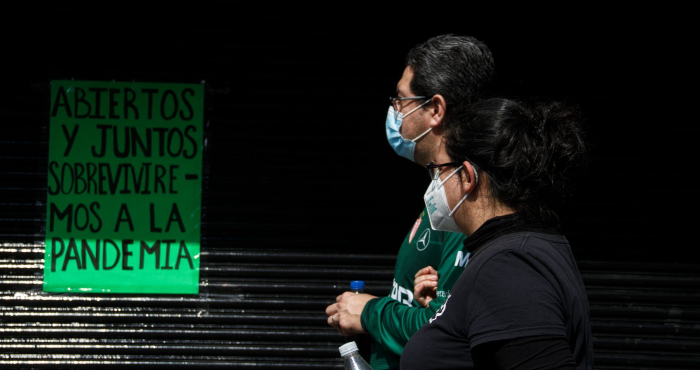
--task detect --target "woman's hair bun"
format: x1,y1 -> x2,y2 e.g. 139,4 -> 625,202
444,98 -> 589,224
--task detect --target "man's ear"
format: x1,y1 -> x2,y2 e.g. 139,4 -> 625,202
461,161 -> 478,194
428,94 -> 447,128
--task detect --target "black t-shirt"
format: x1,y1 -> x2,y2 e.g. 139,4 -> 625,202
400,216 -> 593,369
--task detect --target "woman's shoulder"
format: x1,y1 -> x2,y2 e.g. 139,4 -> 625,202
469,230 -> 573,272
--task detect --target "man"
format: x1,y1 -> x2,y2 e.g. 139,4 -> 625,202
326,34 -> 497,369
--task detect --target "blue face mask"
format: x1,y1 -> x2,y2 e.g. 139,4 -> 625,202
385,101 -> 432,162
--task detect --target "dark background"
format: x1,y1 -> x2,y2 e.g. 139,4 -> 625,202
3,4 -> 698,261
1,3 -> 699,369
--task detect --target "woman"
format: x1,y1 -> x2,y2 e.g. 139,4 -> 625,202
400,98 -> 594,369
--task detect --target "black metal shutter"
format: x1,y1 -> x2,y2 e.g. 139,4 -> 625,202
3,246 -> 700,368
582,261 -> 700,369
0,243 -> 395,368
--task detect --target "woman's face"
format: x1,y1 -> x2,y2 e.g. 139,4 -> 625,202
433,146 -> 466,219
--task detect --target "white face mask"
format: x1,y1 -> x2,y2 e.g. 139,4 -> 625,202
385,101 -> 432,162
423,165 -> 477,233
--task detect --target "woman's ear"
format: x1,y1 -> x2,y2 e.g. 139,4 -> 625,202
461,161 -> 478,194
428,94 -> 447,128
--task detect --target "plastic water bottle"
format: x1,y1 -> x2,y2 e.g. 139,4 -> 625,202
348,280 -> 371,361
350,280 -> 364,293
339,341 -> 374,370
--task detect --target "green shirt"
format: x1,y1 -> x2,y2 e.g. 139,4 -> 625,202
360,207 -> 468,369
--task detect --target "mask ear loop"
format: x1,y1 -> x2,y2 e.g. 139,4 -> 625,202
404,98 -> 432,118
447,165 -> 478,217
439,165 -> 464,187
411,126 -> 432,142
400,99 -> 433,142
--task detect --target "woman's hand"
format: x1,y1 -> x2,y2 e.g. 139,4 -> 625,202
414,266 -> 439,308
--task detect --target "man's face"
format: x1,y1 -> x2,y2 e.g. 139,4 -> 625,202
395,66 -> 437,167
396,66 -> 432,166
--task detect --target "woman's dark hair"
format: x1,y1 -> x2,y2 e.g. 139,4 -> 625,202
444,98 -> 589,225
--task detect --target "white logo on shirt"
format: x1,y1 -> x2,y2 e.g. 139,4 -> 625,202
454,251 -> 470,267
429,294 -> 450,324
390,279 -> 414,306
416,229 -> 431,251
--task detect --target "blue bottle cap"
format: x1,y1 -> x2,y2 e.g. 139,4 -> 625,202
350,280 -> 365,291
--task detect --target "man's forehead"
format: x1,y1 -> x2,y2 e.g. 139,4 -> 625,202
397,66 -> 414,97
435,147 -> 449,160
396,80 -> 408,96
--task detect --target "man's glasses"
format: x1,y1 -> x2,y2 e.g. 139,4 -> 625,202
426,161 -> 462,180
390,96 -> 427,113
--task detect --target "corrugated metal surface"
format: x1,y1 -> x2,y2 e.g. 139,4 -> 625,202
582,261 -> 700,369
0,243 -> 396,368
0,245 -> 699,368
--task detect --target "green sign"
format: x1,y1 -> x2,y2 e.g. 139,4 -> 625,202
44,80 -> 204,294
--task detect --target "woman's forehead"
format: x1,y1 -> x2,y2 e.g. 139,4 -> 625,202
435,144 -> 450,161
